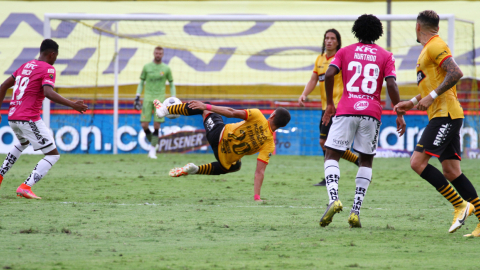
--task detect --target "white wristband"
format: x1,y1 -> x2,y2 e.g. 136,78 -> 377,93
410,97 -> 419,106
429,91 -> 438,99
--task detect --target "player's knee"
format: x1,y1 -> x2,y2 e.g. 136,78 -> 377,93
44,154 -> 60,166
410,158 -> 424,174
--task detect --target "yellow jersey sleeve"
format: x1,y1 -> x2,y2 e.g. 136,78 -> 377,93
257,142 -> 275,164
427,39 -> 452,67
313,54 -> 322,74
245,108 -> 262,122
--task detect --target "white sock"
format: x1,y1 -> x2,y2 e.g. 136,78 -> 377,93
24,155 -> 60,187
0,144 -> 28,176
324,159 -> 340,204
352,167 -> 372,215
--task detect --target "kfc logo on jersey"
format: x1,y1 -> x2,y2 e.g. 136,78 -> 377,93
48,69 -> 55,73
355,45 -> 377,54
25,63 -> 38,69
21,69 -> 32,76
354,101 -> 369,111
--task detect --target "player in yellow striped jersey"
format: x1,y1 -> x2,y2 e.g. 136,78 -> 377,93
154,99 -> 291,201
394,10 -> 480,236
298,29 -> 359,186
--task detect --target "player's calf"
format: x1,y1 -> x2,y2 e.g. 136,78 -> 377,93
0,143 -> 29,188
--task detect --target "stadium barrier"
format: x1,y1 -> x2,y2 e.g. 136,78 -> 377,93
1,110 -> 478,157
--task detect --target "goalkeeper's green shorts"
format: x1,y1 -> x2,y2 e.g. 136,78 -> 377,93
140,99 -> 165,123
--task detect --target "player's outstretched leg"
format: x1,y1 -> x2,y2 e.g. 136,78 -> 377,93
170,161 -> 241,177
341,150 -> 360,166
16,154 -> 60,199
0,143 -> 28,189
154,101 -> 203,118
348,167 -> 372,228
320,159 -> 342,227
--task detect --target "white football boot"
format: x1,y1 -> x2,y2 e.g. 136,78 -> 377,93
169,163 -> 199,177
148,145 -> 158,159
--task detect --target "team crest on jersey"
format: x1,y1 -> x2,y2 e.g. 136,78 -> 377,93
49,74 -> 54,79
417,71 -> 426,85
160,71 -> 164,76
354,101 -> 369,111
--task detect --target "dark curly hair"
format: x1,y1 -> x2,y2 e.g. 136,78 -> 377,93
352,14 -> 383,43
321,29 -> 342,56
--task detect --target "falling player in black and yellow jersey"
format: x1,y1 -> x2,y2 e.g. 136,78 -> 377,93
153,99 -> 291,201
395,10 -> 480,237
298,29 -> 359,186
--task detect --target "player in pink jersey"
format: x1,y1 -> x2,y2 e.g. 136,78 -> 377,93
0,39 -> 88,199
318,15 -> 406,228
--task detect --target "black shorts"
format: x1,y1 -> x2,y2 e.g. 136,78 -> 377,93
203,113 -> 225,162
319,110 -> 333,139
415,116 -> 463,162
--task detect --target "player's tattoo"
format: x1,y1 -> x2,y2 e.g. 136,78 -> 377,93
435,57 -> 463,96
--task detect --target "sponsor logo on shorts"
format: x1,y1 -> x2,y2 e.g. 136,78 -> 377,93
333,139 -> 349,146
48,69 -> 55,73
205,117 -> 215,131
28,121 -> 49,145
21,69 -> 32,75
354,101 -> 369,111
433,123 -> 451,146
371,120 -> 381,152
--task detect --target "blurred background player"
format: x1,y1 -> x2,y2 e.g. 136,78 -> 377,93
319,14 -> 405,228
134,46 -> 176,159
154,99 -> 291,201
0,39 -> 88,199
394,10 -> 480,237
298,29 -> 359,187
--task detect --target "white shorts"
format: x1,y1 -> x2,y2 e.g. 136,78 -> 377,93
325,115 -> 381,155
9,119 -> 57,154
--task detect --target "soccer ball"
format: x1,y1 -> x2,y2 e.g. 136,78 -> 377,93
163,97 -> 182,119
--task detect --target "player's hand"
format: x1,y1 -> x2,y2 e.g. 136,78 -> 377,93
393,101 -> 414,114
322,104 -> 335,126
72,100 -> 88,114
396,115 -> 406,137
134,96 -> 142,111
417,95 -> 434,111
188,100 -> 206,110
298,95 -> 307,107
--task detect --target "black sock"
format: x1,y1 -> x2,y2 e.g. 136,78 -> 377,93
143,128 -> 152,136
451,174 -> 478,201
152,129 -> 159,137
197,161 -> 241,175
421,164 -> 463,207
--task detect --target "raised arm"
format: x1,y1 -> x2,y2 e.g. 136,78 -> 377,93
43,86 -> 88,114
298,72 -> 318,107
253,159 -> 268,201
188,100 -> 247,120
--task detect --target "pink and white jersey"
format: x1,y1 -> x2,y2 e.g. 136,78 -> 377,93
330,43 -> 396,120
9,60 -> 56,121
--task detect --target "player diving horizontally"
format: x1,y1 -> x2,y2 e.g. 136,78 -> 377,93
298,29 -> 360,187
319,14 -> 406,228
134,46 -> 175,159
0,39 -> 88,199
394,10 -> 480,237
153,100 -> 291,201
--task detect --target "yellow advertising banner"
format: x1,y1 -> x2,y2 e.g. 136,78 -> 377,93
0,1 -> 479,93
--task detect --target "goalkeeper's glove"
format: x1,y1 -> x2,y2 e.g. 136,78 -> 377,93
134,96 -> 142,111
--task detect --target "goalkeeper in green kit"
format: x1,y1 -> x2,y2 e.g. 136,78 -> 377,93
134,46 -> 176,159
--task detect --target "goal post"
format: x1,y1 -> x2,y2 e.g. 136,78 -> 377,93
42,13 -> 476,155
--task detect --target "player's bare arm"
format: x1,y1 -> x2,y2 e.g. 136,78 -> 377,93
188,100 -> 247,119
321,66 -> 338,125
254,159 -> 267,201
0,76 -> 15,122
298,72 -> 317,107
417,57 -> 463,111
43,85 -> 88,114
386,77 -> 406,136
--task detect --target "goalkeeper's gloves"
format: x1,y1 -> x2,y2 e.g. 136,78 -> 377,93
134,96 -> 142,111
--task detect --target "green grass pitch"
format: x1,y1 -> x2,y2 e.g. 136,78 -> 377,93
0,154 -> 479,270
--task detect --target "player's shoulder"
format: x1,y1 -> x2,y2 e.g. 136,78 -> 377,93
315,54 -> 324,62
245,108 -> 265,120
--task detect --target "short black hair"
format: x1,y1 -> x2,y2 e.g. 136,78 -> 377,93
40,39 -> 59,54
273,107 -> 291,128
352,14 -> 383,43
321,29 -> 342,56
417,10 -> 439,29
